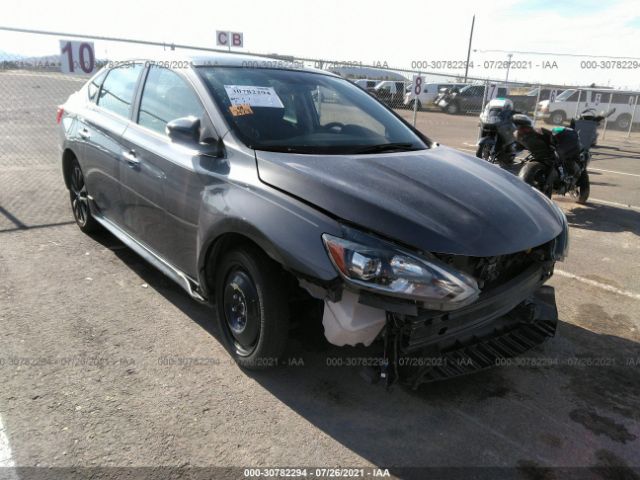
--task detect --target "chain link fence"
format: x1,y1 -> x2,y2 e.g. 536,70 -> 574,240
1,27 -> 639,174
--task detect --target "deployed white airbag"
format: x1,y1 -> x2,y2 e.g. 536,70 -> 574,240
322,291 -> 386,347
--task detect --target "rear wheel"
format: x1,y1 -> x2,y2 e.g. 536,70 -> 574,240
616,114 -> 631,130
68,159 -> 99,233
519,161 -> 553,198
571,170 -> 590,204
497,151 -> 514,166
214,246 -> 289,370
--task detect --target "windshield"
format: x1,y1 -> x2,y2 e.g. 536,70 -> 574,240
197,67 -> 426,154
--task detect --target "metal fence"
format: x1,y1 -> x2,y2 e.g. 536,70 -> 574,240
1,26 -> 639,177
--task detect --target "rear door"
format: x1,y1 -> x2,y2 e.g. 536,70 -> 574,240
83,63 -> 144,226
119,65 -> 209,276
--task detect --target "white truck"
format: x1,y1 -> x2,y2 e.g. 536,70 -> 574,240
537,88 -> 639,129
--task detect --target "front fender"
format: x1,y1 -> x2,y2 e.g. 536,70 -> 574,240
196,182 -> 342,294
477,136 -> 496,147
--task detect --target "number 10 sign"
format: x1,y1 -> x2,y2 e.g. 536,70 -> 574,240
60,40 -> 96,75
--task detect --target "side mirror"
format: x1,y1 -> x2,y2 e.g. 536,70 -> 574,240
166,116 -> 201,145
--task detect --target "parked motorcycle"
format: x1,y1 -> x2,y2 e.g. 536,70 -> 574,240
515,116 -> 590,203
570,107 -> 616,150
476,98 -> 519,166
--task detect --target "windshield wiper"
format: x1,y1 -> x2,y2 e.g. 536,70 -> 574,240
351,143 -> 421,154
252,145 -> 312,153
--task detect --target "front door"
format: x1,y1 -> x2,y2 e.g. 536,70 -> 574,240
119,65 -> 209,275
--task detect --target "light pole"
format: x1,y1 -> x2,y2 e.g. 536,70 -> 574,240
505,53 -> 513,84
463,15 -> 475,83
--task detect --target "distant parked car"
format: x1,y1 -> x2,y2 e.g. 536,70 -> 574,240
373,80 -> 411,108
404,83 -> 468,110
354,79 -> 378,92
437,84 -> 510,114
537,88 -> 639,129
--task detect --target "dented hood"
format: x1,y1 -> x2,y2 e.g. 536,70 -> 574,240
255,145 -> 563,257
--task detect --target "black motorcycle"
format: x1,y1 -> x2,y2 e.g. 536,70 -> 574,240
476,98 -> 519,166
515,116 -> 589,203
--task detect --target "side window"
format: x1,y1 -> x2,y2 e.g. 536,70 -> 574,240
466,86 -> 480,96
138,66 -> 205,135
97,63 -> 143,117
612,93 -> 633,104
88,70 -> 107,102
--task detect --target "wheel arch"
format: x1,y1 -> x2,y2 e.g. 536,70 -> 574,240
61,148 -> 79,190
197,220 -> 294,300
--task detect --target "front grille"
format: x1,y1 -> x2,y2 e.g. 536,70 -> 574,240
433,242 -> 552,291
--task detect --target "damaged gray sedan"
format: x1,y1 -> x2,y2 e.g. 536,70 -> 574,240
58,54 -> 568,387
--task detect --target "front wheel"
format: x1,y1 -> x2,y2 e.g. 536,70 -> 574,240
214,246 -> 289,370
519,161 -> 553,198
476,142 -> 494,162
446,102 -> 459,114
550,110 -> 566,125
571,170 -> 590,204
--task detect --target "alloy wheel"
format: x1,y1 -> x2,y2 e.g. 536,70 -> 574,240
70,163 -> 90,226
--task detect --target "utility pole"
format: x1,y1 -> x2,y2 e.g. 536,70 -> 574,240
505,53 -> 513,84
463,15 -> 475,83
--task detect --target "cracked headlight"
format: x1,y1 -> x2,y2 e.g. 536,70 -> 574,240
322,233 -> 480,309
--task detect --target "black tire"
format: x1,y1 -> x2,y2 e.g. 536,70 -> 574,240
572,170 -> 590,204
519,161 -> 553,198
215,246 -> 289,370
616,114 -> 631,130
68,158 -> 100,233
550,110 -> 566,125
446,102 -> 459,114
476,143 -> 491,161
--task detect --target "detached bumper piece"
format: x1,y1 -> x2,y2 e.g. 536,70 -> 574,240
393,284 -> 558,389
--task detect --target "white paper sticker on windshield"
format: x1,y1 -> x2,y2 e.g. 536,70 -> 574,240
224,85 -> 284,108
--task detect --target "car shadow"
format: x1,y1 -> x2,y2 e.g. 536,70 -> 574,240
88,228 -> 640,478
559,201 -> 640,236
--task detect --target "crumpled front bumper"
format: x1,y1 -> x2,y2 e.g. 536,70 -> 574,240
401,285 -> 558,388
400,264 -> 555,353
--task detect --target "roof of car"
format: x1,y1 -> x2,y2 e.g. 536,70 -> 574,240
127,51 -> 334,75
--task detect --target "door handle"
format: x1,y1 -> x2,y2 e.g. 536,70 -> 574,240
123,150 -> 139,166
79,128 -> 91,139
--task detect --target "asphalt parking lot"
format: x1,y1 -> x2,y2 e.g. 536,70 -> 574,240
0,71 -> 639,478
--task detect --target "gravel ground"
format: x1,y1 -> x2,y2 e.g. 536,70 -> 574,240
0,71 -> 639,479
